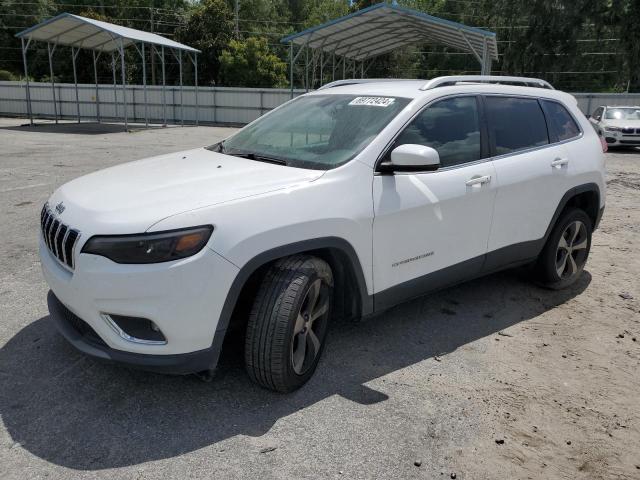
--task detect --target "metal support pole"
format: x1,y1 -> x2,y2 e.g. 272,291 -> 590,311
47,43 -> 58,124
112,51 -> 118,119
93,50 -> 100,122
320,51 -> 323,87
72,47 -> 80,123
141,43 -> 148,127
161,46 -> 166,125
119,40 -> 128,131
342,56 -> 346,79
481,38 -> 490,75
332,52 -> 335,82
178,49 -> 183,126
20,37 -> 33,126
361,61 -> 364,79
304,48 -> 309,92
353,59 -> 356,79
289,42 -> 294,98
194,53 -> 199,126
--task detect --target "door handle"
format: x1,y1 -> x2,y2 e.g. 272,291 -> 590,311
465,175 -> 491,187
551,158 -> 569,168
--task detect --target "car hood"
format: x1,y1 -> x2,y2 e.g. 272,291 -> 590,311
48,148 -> 325,234
603,119 -> 640,128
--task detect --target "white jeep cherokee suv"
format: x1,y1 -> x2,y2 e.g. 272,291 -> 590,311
40,76 -> 606,392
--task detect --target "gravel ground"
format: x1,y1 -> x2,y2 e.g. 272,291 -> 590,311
0,117 -> 638,480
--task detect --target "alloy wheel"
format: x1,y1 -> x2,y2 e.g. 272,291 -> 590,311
555,220 -> 589,279
291,278 -> 330,375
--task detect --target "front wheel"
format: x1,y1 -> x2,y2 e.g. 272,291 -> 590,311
534,208 -> 592,289
244,255 -> 333,392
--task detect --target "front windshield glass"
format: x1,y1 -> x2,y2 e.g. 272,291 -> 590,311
604,107 -> 640,120
221,94 -> 411,169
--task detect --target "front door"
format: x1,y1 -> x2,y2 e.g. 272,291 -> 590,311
372,95 -> 497,310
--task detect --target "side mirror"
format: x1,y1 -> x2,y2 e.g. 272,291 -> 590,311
381,144 -> 440,173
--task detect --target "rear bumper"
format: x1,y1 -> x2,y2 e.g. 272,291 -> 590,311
48,291 -> 225,374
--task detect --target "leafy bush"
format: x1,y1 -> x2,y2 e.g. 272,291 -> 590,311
0,70 -> 17,81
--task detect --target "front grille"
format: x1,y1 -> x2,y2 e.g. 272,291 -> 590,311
40,203 -> 80,270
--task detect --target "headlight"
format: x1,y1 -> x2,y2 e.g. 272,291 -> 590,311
81,226 -> 213,264
604,126 -> 622,132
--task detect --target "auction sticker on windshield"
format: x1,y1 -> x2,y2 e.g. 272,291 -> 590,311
349,97 -> 396,107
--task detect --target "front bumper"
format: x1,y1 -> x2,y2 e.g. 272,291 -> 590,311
40,235 -> 239,371
604,133 -> 640,146
48,291 -> 224,374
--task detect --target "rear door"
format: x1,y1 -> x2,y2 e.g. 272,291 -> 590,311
484,95 -> 580,269
372,95 -> 497,309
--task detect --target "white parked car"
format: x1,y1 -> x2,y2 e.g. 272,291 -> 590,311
40,76 -> 606,392
589,105 -> 640,148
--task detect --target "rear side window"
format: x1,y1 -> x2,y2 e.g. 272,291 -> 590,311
392,96 -> 481,168
485,96 -> 549,155
541,100 -> 581,141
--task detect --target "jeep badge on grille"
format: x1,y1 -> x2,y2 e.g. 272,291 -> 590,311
55,202 -> 65,215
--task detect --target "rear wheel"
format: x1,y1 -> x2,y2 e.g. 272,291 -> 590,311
244,255 -> 333,392
534,208 -> 592,289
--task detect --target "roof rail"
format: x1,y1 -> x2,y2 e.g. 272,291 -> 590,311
420,76 -> 554,90
318,78 -> 414,90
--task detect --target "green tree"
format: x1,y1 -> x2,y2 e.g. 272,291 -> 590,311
177,0 -> 234,85
219,36 -> 287,87
303,0 -> 350,28
177,0 -> 233,84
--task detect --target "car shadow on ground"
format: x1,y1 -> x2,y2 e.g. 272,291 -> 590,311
608,146 -> 639,154
0,269 -> 591,470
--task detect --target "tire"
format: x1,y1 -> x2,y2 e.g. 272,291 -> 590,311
244,255 -> 333,392
534,208 -> 592,289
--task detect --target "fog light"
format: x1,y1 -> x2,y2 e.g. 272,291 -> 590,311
101,314 -> 167,345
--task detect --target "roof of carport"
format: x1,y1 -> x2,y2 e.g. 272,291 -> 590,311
15,13 -> 199,53
281,2 -> 497,62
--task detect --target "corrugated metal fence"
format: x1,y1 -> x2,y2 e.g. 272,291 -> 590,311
0,81 -> 305,125
1,81 -> 640,125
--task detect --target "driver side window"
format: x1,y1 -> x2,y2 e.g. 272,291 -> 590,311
392,96 -> 482,168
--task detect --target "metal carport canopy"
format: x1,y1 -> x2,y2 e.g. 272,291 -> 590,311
15,13 -> 199,53
281,2 -> 498,68
15,13 -> 200,130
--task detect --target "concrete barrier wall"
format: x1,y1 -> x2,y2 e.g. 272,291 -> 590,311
2,81 -> 640,125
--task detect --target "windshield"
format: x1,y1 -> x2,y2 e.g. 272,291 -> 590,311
604,107 -> 640,120
220,94 -> 411,169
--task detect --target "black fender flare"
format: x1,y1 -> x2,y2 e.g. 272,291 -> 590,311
543,183 -> 602,243
214,236 -> 372,337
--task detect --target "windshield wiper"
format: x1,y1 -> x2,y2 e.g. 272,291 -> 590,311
226,150 -> 288,166
207,142 -> 288,166
205,141 -> 225,153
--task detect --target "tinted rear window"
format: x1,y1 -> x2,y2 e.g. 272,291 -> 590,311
541,100 -> 581,141
485,97 -> 549,155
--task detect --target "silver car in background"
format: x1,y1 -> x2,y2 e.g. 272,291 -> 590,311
589,105 -> 640,148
